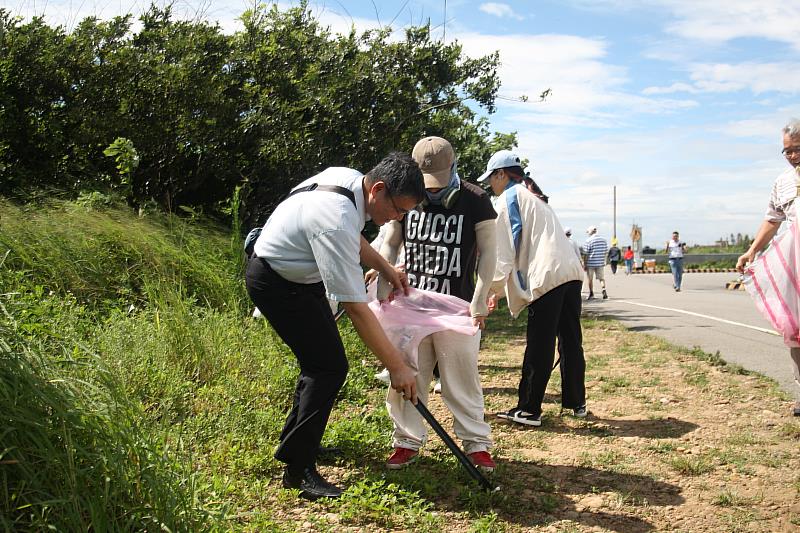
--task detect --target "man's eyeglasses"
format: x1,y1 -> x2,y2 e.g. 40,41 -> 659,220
387,189 -> 411,216
782,146 -> 800,157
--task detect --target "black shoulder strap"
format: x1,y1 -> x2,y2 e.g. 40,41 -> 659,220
287,183 -> 357,209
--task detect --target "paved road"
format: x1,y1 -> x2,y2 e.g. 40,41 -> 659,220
582,270 -> 797,395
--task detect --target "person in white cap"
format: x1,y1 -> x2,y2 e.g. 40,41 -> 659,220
480,150 -> 587,427
564,227 -> 582,264
378,136 -> 497,473
583,225 -> 608,300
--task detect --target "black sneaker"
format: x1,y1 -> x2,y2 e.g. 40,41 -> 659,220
572,405 -> 588,418
497,408 -> 541,427
586,293 -> 595,301
602,290 -> 608,300
282,466 -> 343,500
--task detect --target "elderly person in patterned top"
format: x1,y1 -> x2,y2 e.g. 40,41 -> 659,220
736,118 -> 800,417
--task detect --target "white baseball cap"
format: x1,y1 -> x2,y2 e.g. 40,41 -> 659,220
477,150 -> 524,182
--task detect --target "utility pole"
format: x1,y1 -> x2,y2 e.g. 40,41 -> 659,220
613,185 -> 617,240
443,0 -> 447,41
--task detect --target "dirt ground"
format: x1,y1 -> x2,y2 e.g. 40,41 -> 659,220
268,316 -> 800,532
463,317 -> 800,532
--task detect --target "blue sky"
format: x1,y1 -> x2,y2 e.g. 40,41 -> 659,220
7,0 -> 800,247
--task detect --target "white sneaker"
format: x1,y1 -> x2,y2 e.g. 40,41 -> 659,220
432,379 -> 442,394
374,368 -> 391,384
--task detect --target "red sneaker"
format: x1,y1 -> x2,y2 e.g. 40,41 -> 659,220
386,447 -> 418,470
468,451 -> 496,473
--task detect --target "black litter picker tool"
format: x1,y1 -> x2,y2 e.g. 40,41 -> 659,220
412,400 -> 499,492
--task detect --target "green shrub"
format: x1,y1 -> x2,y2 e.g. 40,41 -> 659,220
0,310 -> 211,531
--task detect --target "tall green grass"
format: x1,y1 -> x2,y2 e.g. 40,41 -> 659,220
0,289 -> 211,530
0,199 -> 246,311
0,198 -> 385,528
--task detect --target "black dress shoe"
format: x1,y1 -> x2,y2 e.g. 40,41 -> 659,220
282,466 -> 343,500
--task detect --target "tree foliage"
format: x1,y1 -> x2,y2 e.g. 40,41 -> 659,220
0,2 -> 517,227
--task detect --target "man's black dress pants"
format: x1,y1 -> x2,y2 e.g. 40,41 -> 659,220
246,258 -> 348,470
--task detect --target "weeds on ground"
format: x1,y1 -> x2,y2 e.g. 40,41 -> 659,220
667,455 -> 715,476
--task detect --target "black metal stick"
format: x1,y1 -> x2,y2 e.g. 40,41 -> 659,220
412,400 -> 496,492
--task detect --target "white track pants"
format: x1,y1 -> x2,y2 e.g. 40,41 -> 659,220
386,329 -> 492,454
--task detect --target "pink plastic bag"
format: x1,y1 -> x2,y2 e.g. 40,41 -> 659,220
744,221 -> 800,347
368,287 -> 478,370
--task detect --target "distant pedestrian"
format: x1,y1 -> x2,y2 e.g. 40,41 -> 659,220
623,246 -> 634,275
607,238 -> 621,275
583,226 -> 608,300
666,231 -> 686,291
565,227 -> 582,264
736,118 -> 800,417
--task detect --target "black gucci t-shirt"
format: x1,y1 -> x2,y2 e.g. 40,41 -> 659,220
402,180 -> 497,302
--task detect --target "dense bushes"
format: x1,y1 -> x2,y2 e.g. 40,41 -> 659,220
0,3 -> 511,229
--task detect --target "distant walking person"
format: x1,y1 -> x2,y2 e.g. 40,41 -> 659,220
666,231 -> 686,291
736,118 -> 800,417
623,246 -> 634,275
583,226 -> 608,300
607,239 -> 621,275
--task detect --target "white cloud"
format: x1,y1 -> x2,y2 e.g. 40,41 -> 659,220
689,62 -> 800,95
642,82 -> 698,95
478,3 -> 524,20
642,62 -> 800,97
659,1 -> 800,51
571,1 -> 800,51
457,32 -> 626,119
509,120 -> 791,246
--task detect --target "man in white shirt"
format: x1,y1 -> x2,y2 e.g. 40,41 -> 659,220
665,231 -> 686,291
246,153 -> 425,499
736,119 -> 800,417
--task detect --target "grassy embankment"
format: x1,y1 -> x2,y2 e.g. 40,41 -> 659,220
2,199 -> 798,532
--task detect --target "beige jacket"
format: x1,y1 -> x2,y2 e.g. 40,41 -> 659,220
491,184 -> 584,317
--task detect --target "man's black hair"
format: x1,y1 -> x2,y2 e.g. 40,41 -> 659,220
366,152 -> 425,203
